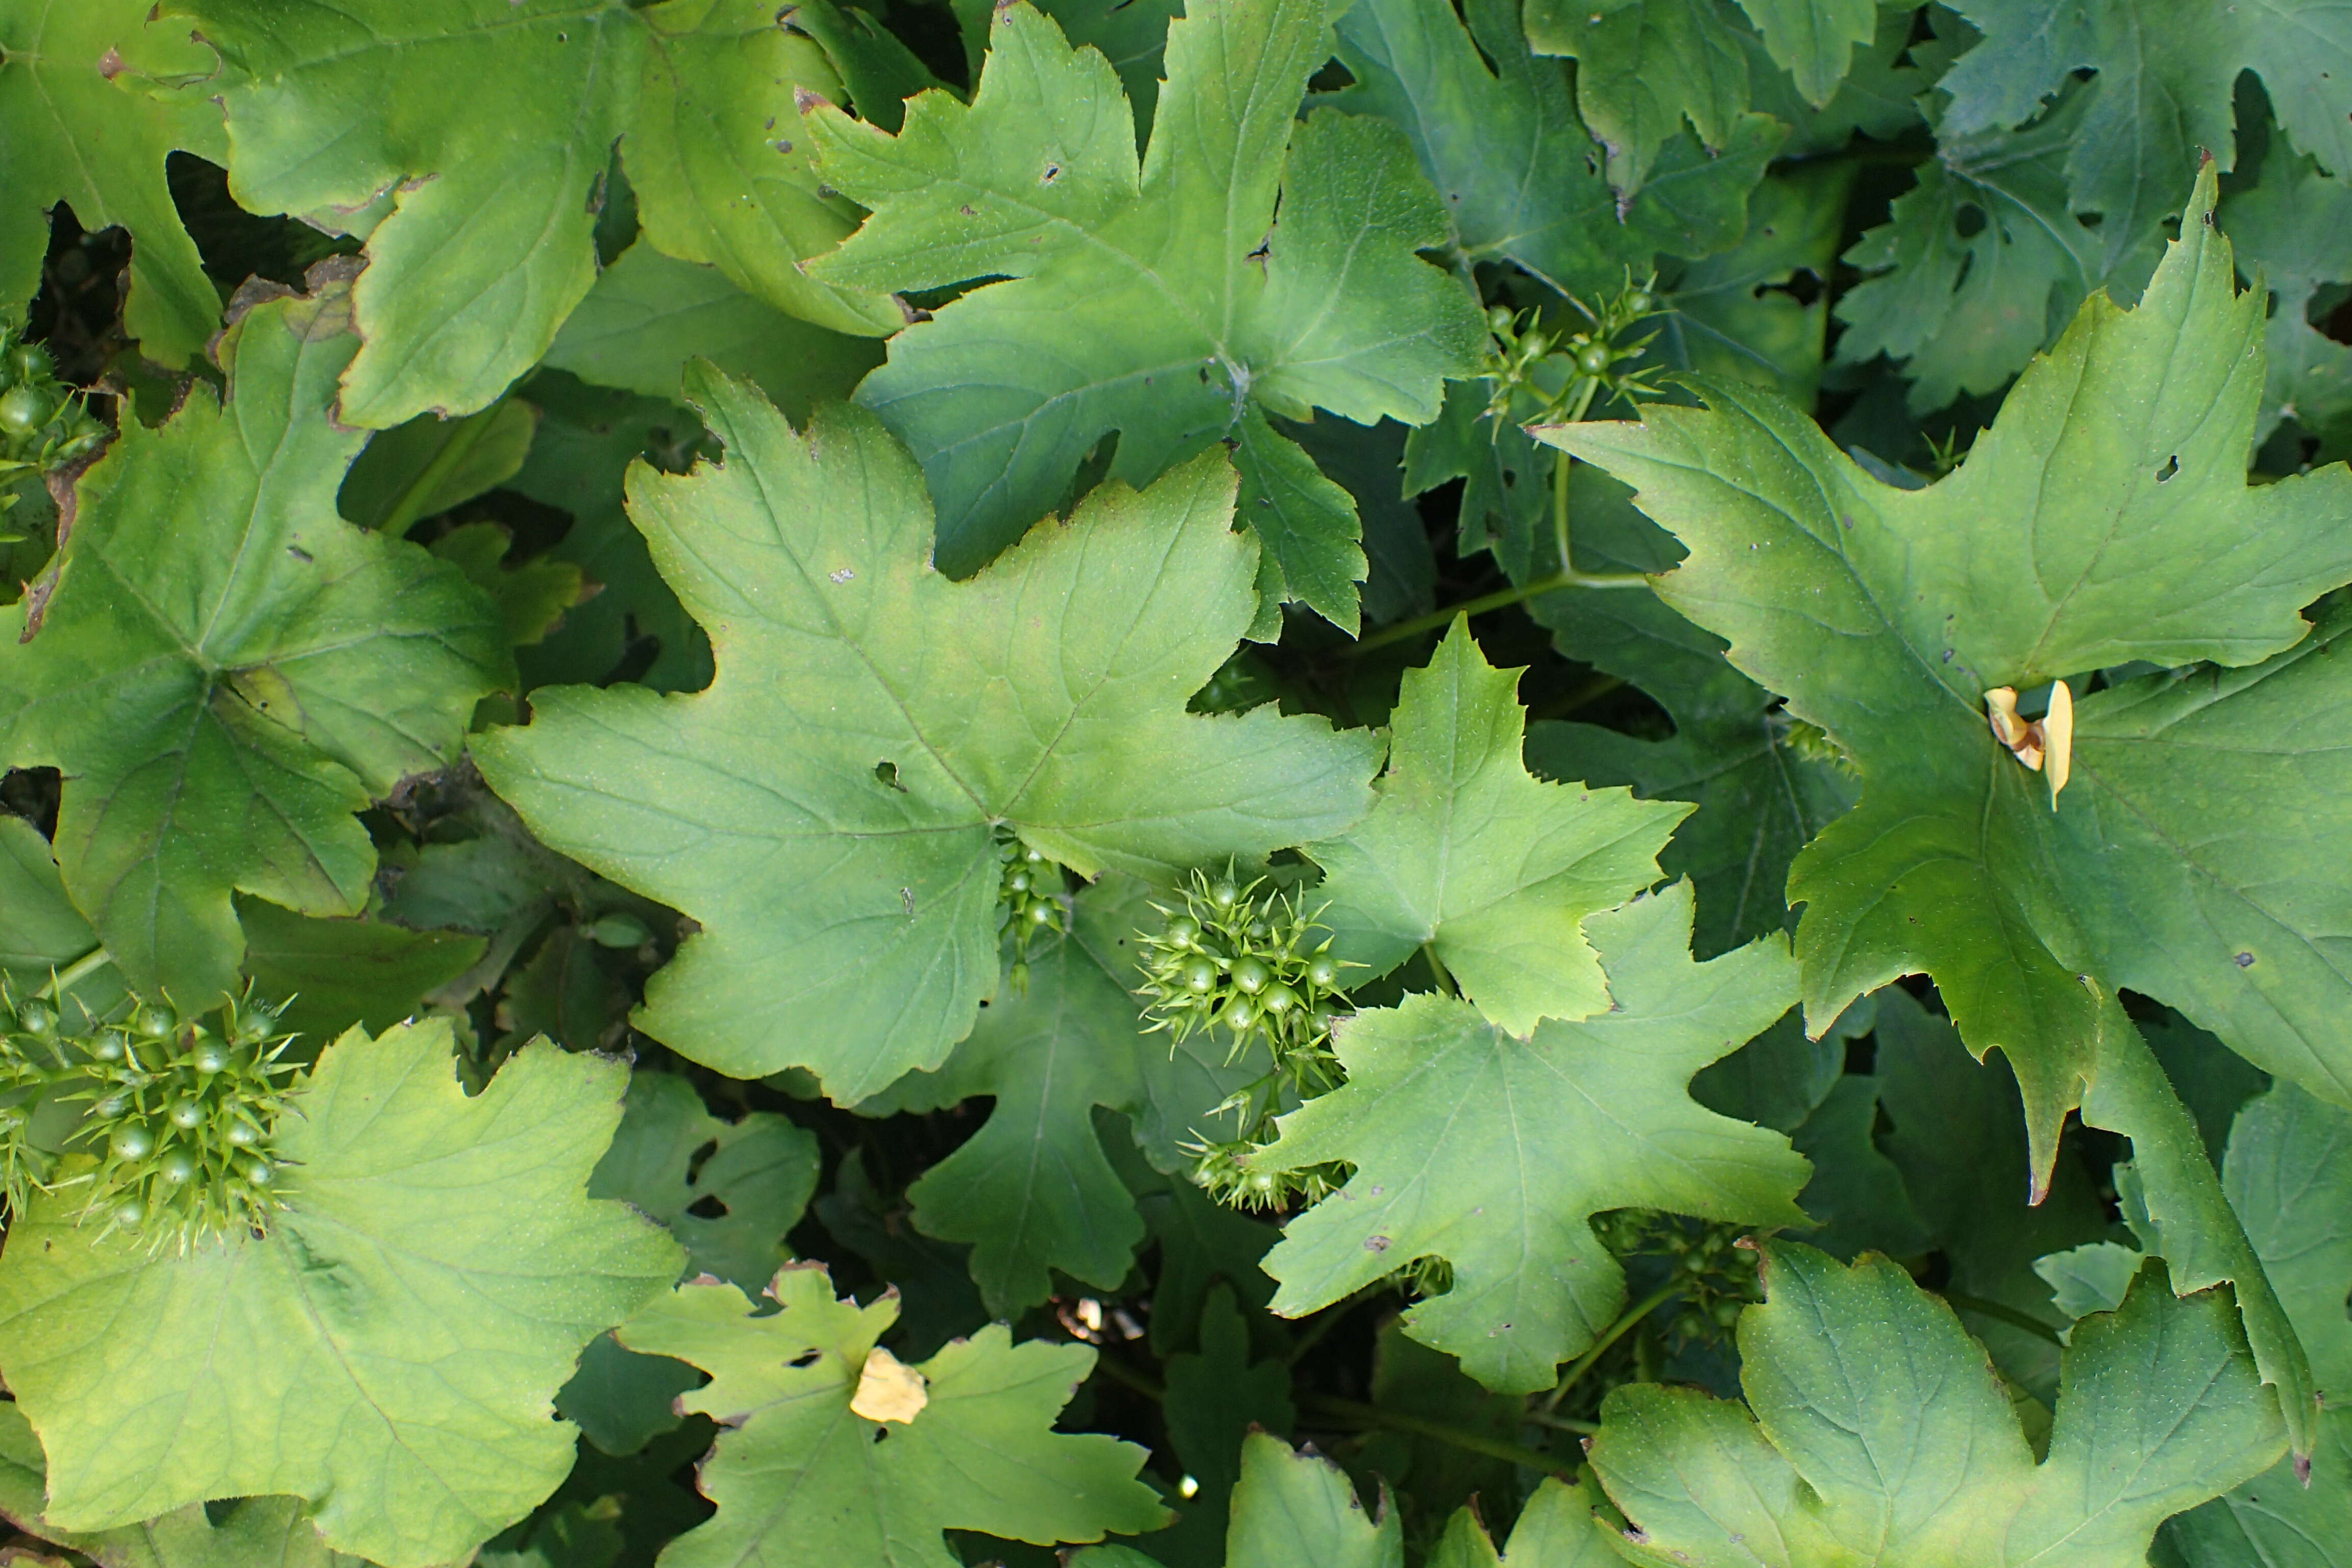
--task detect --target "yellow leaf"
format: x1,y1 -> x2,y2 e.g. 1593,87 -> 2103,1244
849,1345 -> 929,1425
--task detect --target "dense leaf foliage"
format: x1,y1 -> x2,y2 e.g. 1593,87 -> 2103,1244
0,0 -> 2345,1562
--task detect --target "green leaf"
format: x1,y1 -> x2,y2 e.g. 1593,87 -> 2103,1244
0,274 -> 507,1004
1589,1243 -> 2289,1565
1522,467 -> 1858,960
615,1264 -> 1169,1565
0,1402 -> 371,1568
804,0 -> 1487,627
0,1019 -> 683,1568
235,898 -> 486,1042
1545,166 -> 2352,1170
590,1070 -> 820,1292
2222,148 -> 2352,447
855,875 -> 1253,1315
0,816 -> 128,1031
1786,1075 -> 1932,1262
1731,0 -> 1874,107
1426,1475 -> 1616,1567
171,0 -> 896,427
1524,0 -> 1752,201
1643,163 -> 1854,407
543,244 -> 883,417
1160,1284 -> 1297,1561
784,0 -> 948,134
2034,1241 -> 2145,1324
955,0 -> 1189,134
475,374 -> 1376,1101
0,0 -> 226,364
1077,1431 -> 1400,1568
428,522 -> 589,649
1256,879 -> 1808,1391
508,374 -> 714,694
1938,1 -> 2352,275
1740,3 -> 1930,158
1310,619 -> 1688,1034
1832,90 -> 2114,411
337,399 -> 538,533
2160,1081 -> 2352,1561
1332,0 -> 1781,301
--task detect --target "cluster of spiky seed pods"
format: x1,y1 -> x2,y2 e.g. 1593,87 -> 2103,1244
1134,867 -> 1354,1211
0,982 -> 300,1251
996,832 -> 1069,993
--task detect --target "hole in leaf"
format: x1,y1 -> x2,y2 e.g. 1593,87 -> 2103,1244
1953,203 -> 1987,239
874,760 -> 906,791
789,1349 -> 822,1368
2155,455 -> 2179,482
685,1138 -> 720,1180
685,1194 -> 729,1219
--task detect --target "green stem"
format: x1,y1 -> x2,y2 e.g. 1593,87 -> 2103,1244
1348,567 -> 1649,658
373,396 -> 509,536
36,945 -> 112,1001
1523,1411 -> 1599,1435
1539,1281 -> 1681,1415
1526,673 -> 1626,723
1943,1291 -> 2066,1347
1418,941 -> 1456,997
1088,1352 -> 1165,1403
1301,1394 -> 1569,1474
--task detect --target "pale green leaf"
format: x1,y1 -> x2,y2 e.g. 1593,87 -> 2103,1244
1590,1244 -> 2288,1566
544,244 -> 883,416
805,0 -> 1486,627
0,1019 -> 683,1568
475,371 -> 1376,1100
1329,0 -> 1781,300
854,875 -> 1253,1315
0,274 -> 506,1004
0,0 -> 226,364
2035,1241 -> 2144,1323
615,1265 -> 1169,1565
170,0 -> 895,427
1311,619 -> 1688,1034
0,1402 -> 368,1568
1257,879 -> 1808,1391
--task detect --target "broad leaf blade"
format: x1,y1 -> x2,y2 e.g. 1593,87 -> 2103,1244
1257,880 -> 1808,1391
475,369 -> 1376,1100
1590,1243 -> 2288,1565
0,274 -> 505,1002
806,0 -> 1484,625
617,1266 -> 1169,1565
0,1020 -> 683,1568
1311,620 -> 1688,1033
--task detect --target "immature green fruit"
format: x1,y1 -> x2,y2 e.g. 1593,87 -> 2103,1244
1575,340 -> 1613,377
0,384 -> 51,436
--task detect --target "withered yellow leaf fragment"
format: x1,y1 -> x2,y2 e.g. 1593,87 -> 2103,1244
1983,682 -> 2073,808
848,1345 -> 929,1424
